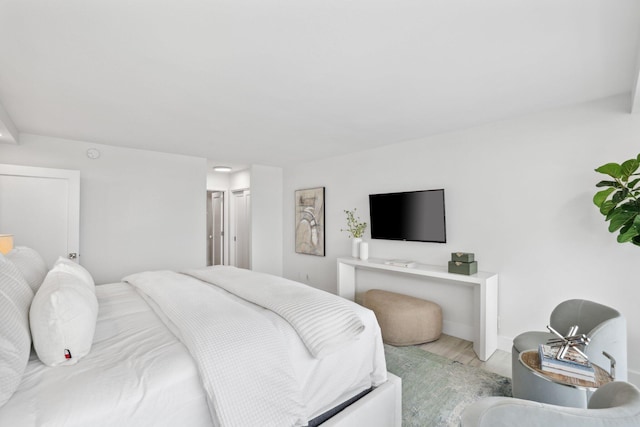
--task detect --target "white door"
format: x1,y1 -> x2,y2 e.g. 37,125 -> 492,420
230,189 -> 250,269
212,192 -> 224,265
206,190 -> 225,266
0,164 -> 80,267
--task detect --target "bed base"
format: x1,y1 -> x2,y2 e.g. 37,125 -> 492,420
320,372 -> 401,427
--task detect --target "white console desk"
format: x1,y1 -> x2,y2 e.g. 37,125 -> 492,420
337,257 -> 499,361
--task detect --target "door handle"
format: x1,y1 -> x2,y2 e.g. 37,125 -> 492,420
68,253 -> 78,259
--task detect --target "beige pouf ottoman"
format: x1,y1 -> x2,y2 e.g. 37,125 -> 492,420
363,289 -> 442,346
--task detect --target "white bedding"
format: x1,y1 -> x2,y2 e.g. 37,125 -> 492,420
0,282 -> 212,427
184,266 -> 365,358
125,270 -> 306,427
0,270 -> 387,426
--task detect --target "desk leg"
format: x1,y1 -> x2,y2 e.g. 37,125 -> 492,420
473,275 -> 498,361
337,262 -> 356,301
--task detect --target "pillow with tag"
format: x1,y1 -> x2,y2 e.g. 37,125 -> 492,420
30,263 -> 98,367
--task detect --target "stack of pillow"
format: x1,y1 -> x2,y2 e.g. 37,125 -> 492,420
0,247 -> 98,408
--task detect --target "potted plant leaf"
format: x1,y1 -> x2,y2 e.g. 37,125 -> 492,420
593,154 -> 640,245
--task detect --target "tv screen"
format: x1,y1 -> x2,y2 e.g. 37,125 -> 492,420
369,189 -> 446,243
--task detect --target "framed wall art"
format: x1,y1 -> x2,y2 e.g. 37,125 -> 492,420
295,187 -> 325,256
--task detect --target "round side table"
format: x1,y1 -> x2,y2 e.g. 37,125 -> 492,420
517,349 -> 613,407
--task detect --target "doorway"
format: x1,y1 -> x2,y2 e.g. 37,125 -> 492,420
206,191 -> 225,266
230,189 -> 251,269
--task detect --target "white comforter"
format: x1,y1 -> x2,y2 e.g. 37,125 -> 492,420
125,270 -> 307,427
0,268 -> 387,427
0,282 -> 213,427
184,266 -> 365,358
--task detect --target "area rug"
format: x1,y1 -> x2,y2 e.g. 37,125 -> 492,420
384,344 -> 512,427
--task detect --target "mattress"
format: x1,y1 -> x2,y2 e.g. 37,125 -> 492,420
0,279 -> 386,426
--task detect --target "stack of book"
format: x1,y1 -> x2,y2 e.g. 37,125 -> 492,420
538,344 -> 596,381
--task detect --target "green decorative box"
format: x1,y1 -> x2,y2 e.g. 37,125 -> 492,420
451,252 -> 475,263
448,260 -> 478,275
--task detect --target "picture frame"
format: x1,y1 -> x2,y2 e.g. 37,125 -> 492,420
295,187 -> 325,256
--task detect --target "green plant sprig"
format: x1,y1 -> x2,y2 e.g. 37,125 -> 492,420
341,208 -> 367,239
593,153 -> 640,245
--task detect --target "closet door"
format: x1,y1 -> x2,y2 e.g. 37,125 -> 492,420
231,189 -> 250,269
212,192 -> 224,265
0,164 -> 80,266
206,190 -> 225,266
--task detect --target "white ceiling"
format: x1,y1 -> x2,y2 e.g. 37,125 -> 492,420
0,1 -> 639,167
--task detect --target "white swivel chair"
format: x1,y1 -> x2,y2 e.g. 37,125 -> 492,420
511,299 -> 627,407
460,381 -> 640,427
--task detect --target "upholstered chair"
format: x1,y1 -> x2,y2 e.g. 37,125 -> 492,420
511,299 -> 627,407
460,381 -> 640,427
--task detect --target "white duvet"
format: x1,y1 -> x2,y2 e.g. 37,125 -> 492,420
184,266 -> 365,358
0,268 -> 387,427
0,282 -> 212,427
125,269 -> 307,427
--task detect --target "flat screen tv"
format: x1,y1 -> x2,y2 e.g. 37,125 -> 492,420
369,189 -> 446,243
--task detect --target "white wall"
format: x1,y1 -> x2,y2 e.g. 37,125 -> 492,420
283,94 -> 640,383
207,170 -> 230,190
0,133 -> 207,283
230,169 -> 250,191
250,165 -> 283,276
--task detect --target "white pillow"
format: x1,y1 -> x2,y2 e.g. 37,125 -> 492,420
6,247 -> 48,293
0,253 -> 33,407
30,265 -> 98,367
52,257 -> 95,289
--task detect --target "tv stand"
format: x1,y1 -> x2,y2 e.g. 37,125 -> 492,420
337,257 -> 498,361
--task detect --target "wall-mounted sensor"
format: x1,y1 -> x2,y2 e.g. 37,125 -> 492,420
87,148 -> 101,159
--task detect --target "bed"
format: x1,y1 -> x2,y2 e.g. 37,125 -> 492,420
0,247 -> 401,427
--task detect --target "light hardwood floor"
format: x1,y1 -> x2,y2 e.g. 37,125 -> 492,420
419,334 -> 512,379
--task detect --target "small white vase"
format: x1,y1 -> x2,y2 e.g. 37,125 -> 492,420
359,241 -> 369,260
351,238 -> 362,258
